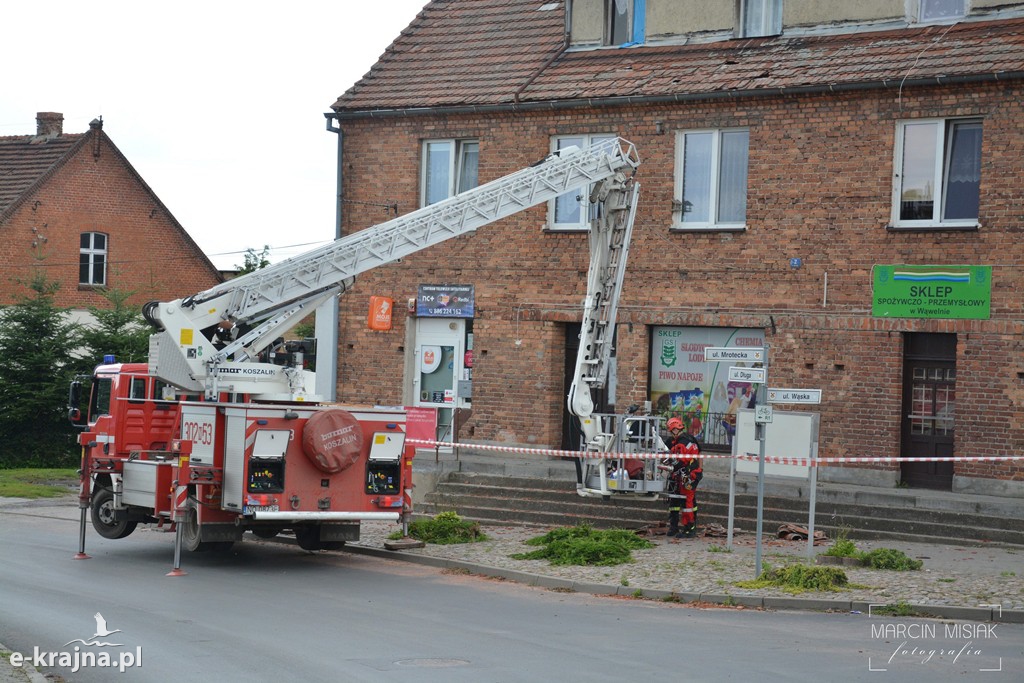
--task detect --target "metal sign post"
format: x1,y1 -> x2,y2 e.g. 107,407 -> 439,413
753,343 -> 769,579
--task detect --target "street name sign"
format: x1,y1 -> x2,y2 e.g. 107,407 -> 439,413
704,347 -> 765,362
767,388 -> 822,405
728,366 -> 766,383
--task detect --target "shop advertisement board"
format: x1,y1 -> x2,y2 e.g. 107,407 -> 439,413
416,284 -> 474,317
872,265 -> 991,319
650,326 -> 765,440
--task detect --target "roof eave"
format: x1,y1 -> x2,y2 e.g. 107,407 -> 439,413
327,70 -> 1024,121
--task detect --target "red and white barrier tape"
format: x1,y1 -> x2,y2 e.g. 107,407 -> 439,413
406,438 -> 1024,466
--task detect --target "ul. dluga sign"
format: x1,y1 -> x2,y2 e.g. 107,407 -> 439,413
872,265 -> 991,319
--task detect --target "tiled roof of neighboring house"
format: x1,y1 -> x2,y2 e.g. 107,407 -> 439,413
0,132 -> 85,222
332,1 -> 1024,115
333,0 -> 567,112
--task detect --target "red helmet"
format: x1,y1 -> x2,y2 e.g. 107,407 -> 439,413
666,417 -> 684,431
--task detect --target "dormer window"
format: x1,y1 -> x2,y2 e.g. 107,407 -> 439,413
606,0 -> 644,46
741,0 -> 783,38
917,0 -> 967,23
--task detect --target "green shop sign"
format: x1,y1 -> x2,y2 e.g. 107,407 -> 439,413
872,265 -> 990,319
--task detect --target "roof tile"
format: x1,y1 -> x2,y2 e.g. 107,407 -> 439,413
0,133 -> 83,219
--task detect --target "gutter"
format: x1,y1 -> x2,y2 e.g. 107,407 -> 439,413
327,70 -> 1024,121
315,115 -> 345,403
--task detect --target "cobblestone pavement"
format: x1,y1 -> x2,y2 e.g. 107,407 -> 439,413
351,520 -> 1024,614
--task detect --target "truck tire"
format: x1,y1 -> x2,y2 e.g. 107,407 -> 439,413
181,498 -> 234,553
90,488 -> 137,540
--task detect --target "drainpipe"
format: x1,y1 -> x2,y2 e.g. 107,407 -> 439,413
316,114 -> 344,402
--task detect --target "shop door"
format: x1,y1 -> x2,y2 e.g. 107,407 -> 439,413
413,318 -> 466,444
901,333 -> 956,489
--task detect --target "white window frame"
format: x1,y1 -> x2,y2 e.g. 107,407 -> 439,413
891,117 -> 982,229
79,231 -> 107,286
548,134 -> 617,231
673,128 -> 750,230
420,139 -> 479,207
913,0 -> 968,23
740,0 -> 783,38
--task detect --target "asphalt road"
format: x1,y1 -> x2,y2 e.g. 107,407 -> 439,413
1,500 -> 1021,682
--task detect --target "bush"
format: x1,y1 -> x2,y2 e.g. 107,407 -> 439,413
738,564 -> 850,593
511,525 -> 654,566
399,511 -> 488,544
824,537 -> 859,558
861,548 -> 923,571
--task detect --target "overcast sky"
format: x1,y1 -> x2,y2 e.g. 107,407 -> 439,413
0,0 -> 429,270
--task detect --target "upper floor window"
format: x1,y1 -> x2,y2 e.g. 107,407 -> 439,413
892,118 -> 982,227
421,139 -> 479,206
674,129 -> 749,229
606,0 -> 645,46
741,0 -> 783,37
549,134 -> 617,230
79,232 -> 107,286
916,0 -> 967,23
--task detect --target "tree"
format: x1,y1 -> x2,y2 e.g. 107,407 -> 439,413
236,245 -> 272,275
0,272 -> 81,467
74,288 -> 152,373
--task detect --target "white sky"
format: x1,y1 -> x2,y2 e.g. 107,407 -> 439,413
0,0 -> 429,270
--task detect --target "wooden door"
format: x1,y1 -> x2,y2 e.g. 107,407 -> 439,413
900,334 -> 956,489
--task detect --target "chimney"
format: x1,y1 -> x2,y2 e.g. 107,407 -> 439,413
36,112 -> 64,138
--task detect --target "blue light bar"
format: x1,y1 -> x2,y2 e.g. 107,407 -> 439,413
103,354 -> 116,364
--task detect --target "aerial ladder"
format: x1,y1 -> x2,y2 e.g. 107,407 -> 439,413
143,138 -> 642,401
565,155 -> 664,499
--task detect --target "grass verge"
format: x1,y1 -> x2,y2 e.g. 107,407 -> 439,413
0,468 -> 78,499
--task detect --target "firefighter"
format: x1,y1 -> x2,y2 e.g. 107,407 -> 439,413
660,416 -> 703,539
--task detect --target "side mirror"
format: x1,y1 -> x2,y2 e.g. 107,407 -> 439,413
68,380 -> 82,410
67,381 -> 86,429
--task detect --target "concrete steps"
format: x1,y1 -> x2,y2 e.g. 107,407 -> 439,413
417,469 -> 1024,548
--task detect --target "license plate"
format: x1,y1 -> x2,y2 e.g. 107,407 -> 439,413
245,505 -> 279,513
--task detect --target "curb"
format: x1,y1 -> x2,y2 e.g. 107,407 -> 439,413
338,541 -> 1024,623
0,641 -> 49,683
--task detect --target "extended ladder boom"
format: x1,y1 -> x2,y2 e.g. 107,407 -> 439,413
146,138 -> 640,399
566,174 -> 640,451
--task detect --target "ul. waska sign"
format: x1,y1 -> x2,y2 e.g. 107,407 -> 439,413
368,296 -> 394,331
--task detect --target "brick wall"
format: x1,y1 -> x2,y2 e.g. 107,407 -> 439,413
334,81 -> 1024,486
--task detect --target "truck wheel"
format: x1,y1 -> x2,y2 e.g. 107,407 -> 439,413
181,498 -> 234,553
90,488 -> 137,540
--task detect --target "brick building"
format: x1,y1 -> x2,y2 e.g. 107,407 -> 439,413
326,0 -> 1024,497
0,113 -> 221,314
